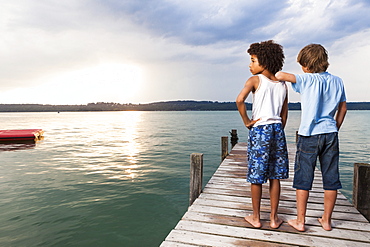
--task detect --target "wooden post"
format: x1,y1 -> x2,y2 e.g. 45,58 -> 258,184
221,136 -> 228,161
230,129 -> 238,148
189,153 -> 203,206
296,130 -> 299,143
353,163 -> 370,222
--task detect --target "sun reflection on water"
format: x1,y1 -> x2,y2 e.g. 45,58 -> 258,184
55,111 -> 144,181
117,111 -> 142,180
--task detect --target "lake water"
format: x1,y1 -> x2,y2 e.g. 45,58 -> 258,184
0,111 -> 369,246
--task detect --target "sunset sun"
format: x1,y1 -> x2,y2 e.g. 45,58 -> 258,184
0,63 -> 145,105
51,63 -> 144,104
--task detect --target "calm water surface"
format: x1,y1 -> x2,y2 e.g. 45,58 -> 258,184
0,111 -> 369,246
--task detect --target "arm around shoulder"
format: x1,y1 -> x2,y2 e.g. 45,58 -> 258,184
275,71 -> 296,83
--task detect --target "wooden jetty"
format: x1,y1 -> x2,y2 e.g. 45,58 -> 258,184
161,142 -> 370,247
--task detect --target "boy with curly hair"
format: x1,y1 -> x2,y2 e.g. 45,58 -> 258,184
276,44 -> 347,231
236,40 -> 289,229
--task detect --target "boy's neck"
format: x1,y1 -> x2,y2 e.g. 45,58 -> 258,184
302,66 -> 327,73
260,70 -> 278,81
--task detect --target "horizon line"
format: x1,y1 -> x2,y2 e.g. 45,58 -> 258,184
0,100 -> 369,106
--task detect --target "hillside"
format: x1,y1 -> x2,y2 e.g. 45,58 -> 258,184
0,101 -> 369,112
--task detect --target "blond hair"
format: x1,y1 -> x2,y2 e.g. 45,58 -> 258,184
297,44 -> 329,73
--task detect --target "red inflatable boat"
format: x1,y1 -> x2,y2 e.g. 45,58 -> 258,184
0,129 -> 44,141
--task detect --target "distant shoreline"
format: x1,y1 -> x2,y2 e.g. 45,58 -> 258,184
0,101 -> 369,112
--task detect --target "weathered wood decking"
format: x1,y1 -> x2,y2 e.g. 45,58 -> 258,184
161,143 -> 370,247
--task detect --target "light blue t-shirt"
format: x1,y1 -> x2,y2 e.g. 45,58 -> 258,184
292,72 -> 346,136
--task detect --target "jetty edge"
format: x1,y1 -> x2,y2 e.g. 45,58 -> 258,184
161,141 -> 370,246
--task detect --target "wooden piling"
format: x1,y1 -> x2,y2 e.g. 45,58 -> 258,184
230,129 -> 238,148
353,163 -> 370,222
296,130 -> 299,143
221,136 -> 228,161
189,153 -> 203,206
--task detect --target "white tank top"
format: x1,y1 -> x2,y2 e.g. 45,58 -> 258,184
252,74 -> 287,127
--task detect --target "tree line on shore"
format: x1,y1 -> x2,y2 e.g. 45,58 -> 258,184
0,101 -> 369,112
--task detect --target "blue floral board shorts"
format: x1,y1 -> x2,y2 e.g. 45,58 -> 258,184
247,123 -> 289,184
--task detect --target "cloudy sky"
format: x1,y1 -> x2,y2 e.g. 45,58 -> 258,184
0,0 -> 369,105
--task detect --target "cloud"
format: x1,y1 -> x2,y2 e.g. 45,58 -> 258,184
266,0 -> 370,48
329,28 -> 370,102
97,0 -> 289,45
0,0 -> 369,104
0,1 -> 148,88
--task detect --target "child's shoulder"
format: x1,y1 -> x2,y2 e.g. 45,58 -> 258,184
297,72 -> 344,88
306,72 -> 342,81
249,74 -> 260,80
245,75 -> 260,90
247,75 -> 260,83
326,72 -> 342,80
296,72 -> 326,81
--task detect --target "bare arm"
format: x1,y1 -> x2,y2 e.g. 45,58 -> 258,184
280,95 -> 288,129
336,101 -> 347,130
275,71 -> 296,83
236,76 -> 260,129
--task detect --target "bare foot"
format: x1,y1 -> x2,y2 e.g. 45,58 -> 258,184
270,217 -> 283,229
318,218 -> 332,231
287,219 -> 305,232
244,215 -> 262,228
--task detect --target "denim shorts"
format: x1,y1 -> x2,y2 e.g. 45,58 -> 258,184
247,123 -> 289,184
293,132 -> 342,190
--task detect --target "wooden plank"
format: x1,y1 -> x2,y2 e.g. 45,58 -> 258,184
187,204 -> 370,232
206,177 -> 335,192
181,211 -> 370,242
202,185 -> 351,205
191,198 -> 368,223
173,221 -> 370,247
207,176 -> 349,198
162,229 -> 295,247
160,241 -> 197,247
195,193 -> 360,215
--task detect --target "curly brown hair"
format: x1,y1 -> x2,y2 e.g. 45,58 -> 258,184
247,40 -> 284,74
297,44 -> 329,73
